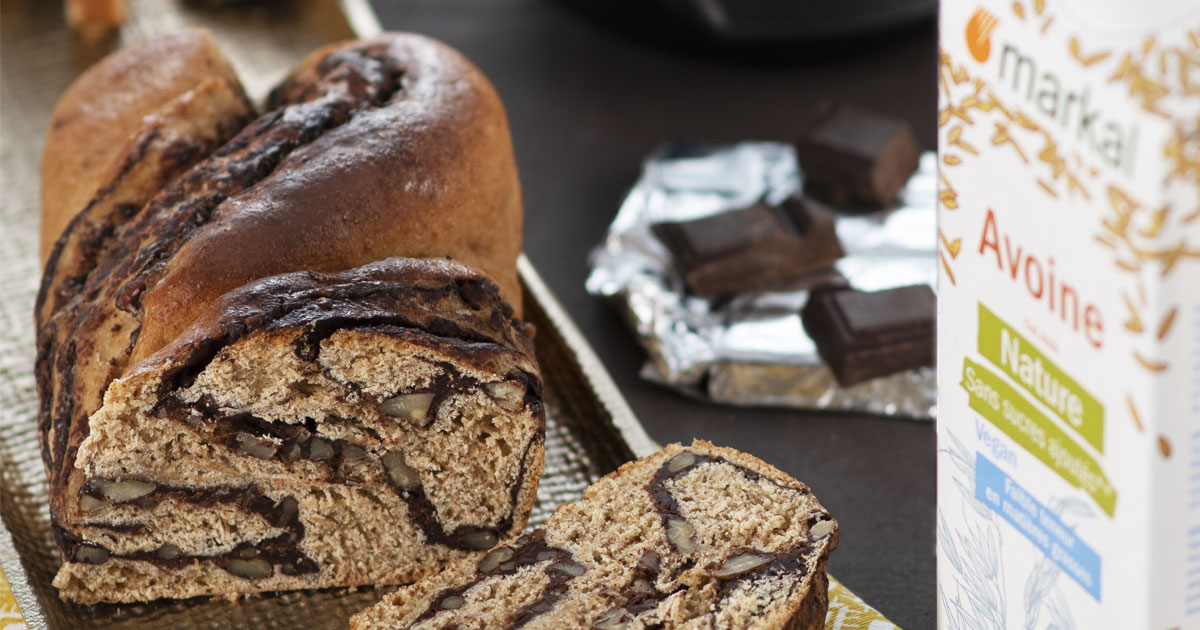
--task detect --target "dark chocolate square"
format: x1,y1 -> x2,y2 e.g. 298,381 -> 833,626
652,196 -> 844,297
795,103 -> 920,209
833,288 -> 933,337
801,284 -> 935,386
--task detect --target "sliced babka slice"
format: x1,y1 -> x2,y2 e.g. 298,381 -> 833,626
52,258 -> 544,603
352,440 -> 837,630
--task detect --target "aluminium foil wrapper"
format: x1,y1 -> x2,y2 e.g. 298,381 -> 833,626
586,141 -> 937,420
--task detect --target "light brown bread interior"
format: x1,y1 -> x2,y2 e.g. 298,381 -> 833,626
352,441 -> 837,630
55,263 -> 544,603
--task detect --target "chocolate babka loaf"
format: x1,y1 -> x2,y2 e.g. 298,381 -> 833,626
351,441 -> 838,630
36,30 -> 542,603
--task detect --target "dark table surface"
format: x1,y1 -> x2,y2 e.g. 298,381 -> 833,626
371,2 -> 938,628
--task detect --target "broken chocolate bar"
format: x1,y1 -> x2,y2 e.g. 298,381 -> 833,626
801,284 -> 935,386
651,196 -> 844,297
795,103 -> 920,208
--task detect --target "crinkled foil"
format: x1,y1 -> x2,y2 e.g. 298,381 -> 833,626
586,142 -> 937,420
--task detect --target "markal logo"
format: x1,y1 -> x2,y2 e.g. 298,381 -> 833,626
965,6 -> 1140,176
966,8 -> 998,62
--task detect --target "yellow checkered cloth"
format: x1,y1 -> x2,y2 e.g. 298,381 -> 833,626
828,577 -> 901,629
0,565 -> 895,629
0,565 -> 26,630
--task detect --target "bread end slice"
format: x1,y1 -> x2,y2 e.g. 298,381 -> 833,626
352,440 -> 837,630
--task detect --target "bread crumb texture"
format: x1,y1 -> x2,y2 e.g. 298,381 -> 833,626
352,440 -> 838,630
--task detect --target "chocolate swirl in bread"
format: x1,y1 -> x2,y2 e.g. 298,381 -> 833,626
36,31 -> 540,604
352,441 -> 837,630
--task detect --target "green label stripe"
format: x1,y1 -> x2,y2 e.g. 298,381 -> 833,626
977,304 -> 1104,452
961,358 -> 1116,517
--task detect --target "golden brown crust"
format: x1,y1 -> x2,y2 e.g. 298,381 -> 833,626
132,257 -> 537,385
40,28 -> 241,261
37,76 -> 253,328
135,33 -> 524,365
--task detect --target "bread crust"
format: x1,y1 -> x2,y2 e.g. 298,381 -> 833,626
130,257 -> 537,388
38,29 -> 525,491
37,76 -> 253,330
134,33 -> 524,365
40,28 -> 241,261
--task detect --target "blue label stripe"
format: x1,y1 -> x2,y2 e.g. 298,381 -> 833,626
975,453 -> 1101,601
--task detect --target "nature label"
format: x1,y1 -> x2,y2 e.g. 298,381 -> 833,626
977,303 -> 1104,452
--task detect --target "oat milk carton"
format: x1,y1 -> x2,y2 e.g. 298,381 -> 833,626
937,1 -> 1200,628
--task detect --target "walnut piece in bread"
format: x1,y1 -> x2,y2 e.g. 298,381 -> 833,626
37,30 -> 539,603
351,441 -> 838,630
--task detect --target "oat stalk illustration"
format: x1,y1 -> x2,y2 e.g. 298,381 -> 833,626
1022,496 -> 1093,630
940,429 -> 1007,630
